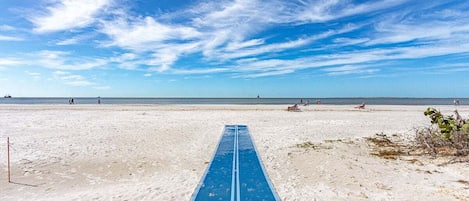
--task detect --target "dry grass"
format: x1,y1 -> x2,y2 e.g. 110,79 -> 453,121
365,132 -> 469,165
365,134 -> 408,160
415,129 -> 469,156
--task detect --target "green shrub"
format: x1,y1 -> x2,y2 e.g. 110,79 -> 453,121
419,107 -> 469,156
423,107 -> 468,139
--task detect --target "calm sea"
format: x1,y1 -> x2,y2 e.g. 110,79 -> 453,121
0,97 -> 467,105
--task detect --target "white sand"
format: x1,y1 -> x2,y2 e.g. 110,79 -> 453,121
0,104 -> 468,200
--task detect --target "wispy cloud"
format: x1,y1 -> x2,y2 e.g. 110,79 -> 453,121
0,58 -> 23,66
295,0 -> 409,23
0,35 -> 23,41
30,0 -> 112,33
94,85 -> 110,90
53,71 -> 95,86
53,70 -> 69,75
212,23 -> 361,60
65,80 -> 94,86
171,68 -> 230,75
101,16 -> 201,50
56,38 -> 79,46
97,0 -> 365,72
38,50 -> 106,70
0,25 -> 16,31
14,0 -> 469,80
240,69 -> 295,78
100,16 -> 202,72
25,71 -> 41,76
323,65 -> 379,76
25,71 -> 41,79
56,33 -> 96,45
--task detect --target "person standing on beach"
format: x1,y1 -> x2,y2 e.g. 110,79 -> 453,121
98,96 -> 101,104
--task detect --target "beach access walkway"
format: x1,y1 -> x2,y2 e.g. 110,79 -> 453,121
191,125 -> 279,201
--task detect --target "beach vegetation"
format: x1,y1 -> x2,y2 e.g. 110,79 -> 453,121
417,107 -> 469,156
296,141 -> 332,150
367,108 -> 469,163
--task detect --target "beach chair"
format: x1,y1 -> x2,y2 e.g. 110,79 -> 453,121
287,104 -> 301,112
355,103 -> 365,109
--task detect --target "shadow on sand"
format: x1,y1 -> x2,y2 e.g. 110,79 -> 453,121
9,181 -> 40,187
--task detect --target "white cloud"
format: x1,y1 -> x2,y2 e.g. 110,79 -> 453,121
37,50 -> 106,70
100,16 -> 203,72
323,65 -> 379,76
333,37 -> 370,46
206,23 -> 361,61
25,71 -> 41,80
25,71 -> 41,76
59,75 -> 84,80
94,0 -> 366,73
226,39 -> 265,51
191,0 -> 279,29
219,37 -> 469,78
31,0 -> 112,33
364,2 -> 469,46
56,32 -> 98,45
65,80 -> 94,86
295,0 -> 408,23
101,16 -> 201,51
94,85 -> 110,90
0,58 -> 23,66
118,53 -> 137,61
0,25 -> 16,31
18,0 -> 469,80
56,38 -> 79,45
0,35 -> 23,41
52,70 -> 95,86
53,70 -> 70,75
367,23 -> 469,46
171,68 -> 229,75
143,73 -> 152,77
240,69 -> 295,78
109,53 -> 141,70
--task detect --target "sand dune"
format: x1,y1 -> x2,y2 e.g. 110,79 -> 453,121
0,104 -> 468,200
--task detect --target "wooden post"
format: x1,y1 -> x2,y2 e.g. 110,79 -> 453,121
7,137 -> 11,183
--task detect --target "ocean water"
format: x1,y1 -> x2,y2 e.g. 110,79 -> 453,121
0,97 -> 467,105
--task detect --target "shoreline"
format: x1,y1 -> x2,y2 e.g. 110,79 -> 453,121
1,97 -> 468,106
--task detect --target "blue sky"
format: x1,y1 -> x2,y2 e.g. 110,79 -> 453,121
0,0 -> 468,98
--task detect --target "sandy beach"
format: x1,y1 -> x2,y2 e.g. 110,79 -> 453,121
0,104 -> 468,200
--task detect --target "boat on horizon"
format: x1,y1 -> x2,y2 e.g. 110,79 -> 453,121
4,94 -> 12,98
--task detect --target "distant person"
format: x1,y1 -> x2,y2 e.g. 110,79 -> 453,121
98,96 -> 101,104
454,99 -> 460,106
316,99 -> 321,104
71,98 -> 74,104
300,99 -> 303,104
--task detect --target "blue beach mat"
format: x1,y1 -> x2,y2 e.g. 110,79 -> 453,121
191,125 -> 280,201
